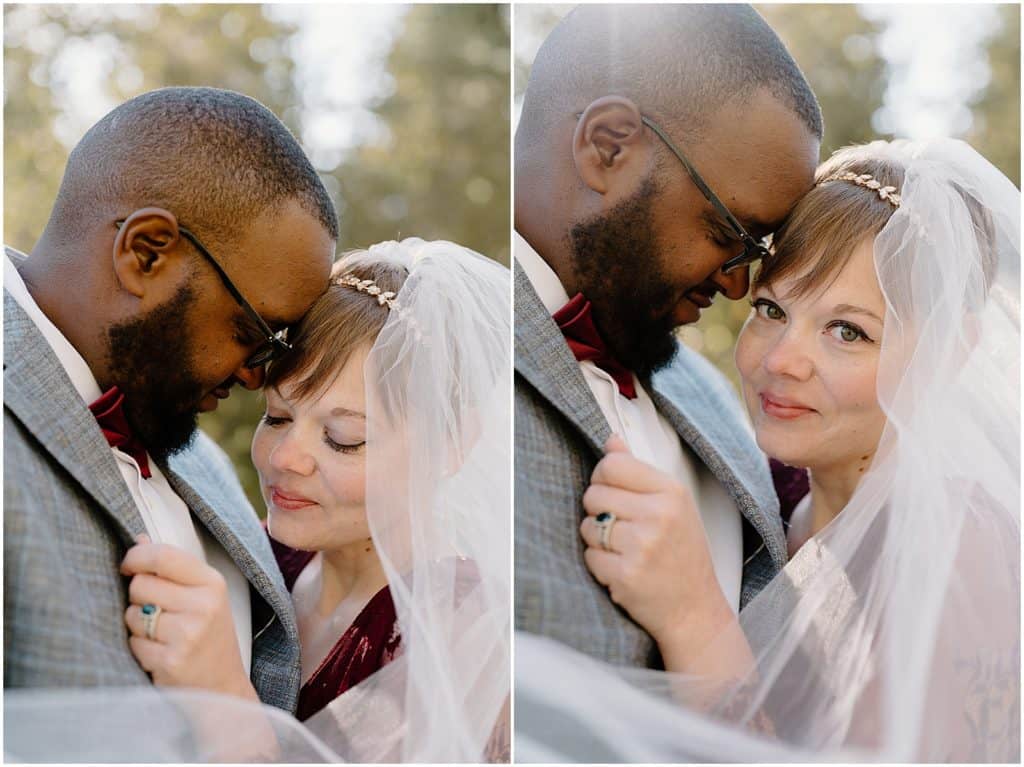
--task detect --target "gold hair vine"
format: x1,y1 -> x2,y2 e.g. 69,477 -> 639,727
334,274 -> 398,309
822,171 -> 901,208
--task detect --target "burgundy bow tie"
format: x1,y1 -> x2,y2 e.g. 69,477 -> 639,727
89,386 -> 152,479
553,293 -> 637,399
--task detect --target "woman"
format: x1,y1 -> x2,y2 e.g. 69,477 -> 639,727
518,138 -> 1019,762
7,238 -> 511,763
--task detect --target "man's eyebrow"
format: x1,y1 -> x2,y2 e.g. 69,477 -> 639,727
834,303 -> 884,323
329,407 -> 365,419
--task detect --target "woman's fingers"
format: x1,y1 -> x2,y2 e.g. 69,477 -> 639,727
124,603 -> 182,643
581,482 -> 643,521
582,545 -> 621,587
127,573 -> 193,613
580,514 -> 639,555
121,542 -> 216,586
591,449 -> 671,494
128,634 -> 168,674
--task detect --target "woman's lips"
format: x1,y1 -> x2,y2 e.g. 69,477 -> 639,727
760,392 -> 816,420
270,487 -> 318,510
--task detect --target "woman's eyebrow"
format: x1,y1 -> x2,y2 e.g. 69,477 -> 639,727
330,407 -> 366,419
833,303 -> 883,323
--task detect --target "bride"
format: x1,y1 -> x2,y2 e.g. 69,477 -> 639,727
518,138 -> 1019,762
5,238 -> 511,763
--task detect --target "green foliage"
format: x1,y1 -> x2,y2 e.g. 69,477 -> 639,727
967,4 -> 1020,187
4,4 -> 509,512
335,4 -> 511,265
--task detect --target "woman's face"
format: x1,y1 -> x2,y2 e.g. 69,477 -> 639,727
251,344 -> 370,552
735,237 -> 888,474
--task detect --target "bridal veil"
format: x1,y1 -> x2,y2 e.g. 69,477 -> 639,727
516,138 -> 1020,762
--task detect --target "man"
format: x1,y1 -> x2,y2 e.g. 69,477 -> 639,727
515,5 -> 821,667
4,87 -> 336,712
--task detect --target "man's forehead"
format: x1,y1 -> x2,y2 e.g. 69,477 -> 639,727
686,90 -> 820,228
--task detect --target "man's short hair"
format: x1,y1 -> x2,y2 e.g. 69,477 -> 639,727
51,87 -> 339,249
518,4 -> 822,150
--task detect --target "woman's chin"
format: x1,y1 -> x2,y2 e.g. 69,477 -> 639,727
755,433 -> 813,469
266,511 -> 315,550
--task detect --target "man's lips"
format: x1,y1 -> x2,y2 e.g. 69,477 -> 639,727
760,392 -> 816,419
270,487 -> 318,510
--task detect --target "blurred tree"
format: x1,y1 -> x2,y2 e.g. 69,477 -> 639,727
4,4 -> 510,511
966,3 -> 1020,187
333,4 -> 511,264
4,4 -> 300,254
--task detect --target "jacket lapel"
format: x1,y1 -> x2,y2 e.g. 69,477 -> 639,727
514,262 -> 610,456
161,455 -> 296,640
648,361 -> 788,570
3,293 -> 146,544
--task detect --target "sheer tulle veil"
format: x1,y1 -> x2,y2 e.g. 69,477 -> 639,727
4,238 -> 512,763
516,138 -> 1020,762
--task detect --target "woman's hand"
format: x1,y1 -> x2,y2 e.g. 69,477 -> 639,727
121,535 -> 258,702
580,436 -> 738,671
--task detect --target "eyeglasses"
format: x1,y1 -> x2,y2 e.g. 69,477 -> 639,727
114,219 -> 291,368
641,116 -> 771,275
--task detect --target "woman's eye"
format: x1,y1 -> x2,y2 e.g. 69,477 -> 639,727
260,413 -> 289,427
323,431 -> 365,454
827,322 -> 873,344
751,298 -> 785,321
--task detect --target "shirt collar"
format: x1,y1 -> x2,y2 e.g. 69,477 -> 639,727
514,230 -> 571,315
5,247 -> 103,404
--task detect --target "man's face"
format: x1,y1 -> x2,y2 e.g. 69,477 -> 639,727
570,91 -> 819,379
108,198 -> 334,460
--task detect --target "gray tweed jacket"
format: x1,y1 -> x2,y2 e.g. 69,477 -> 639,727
3,291 -> 301,712
514,262 -> 787,668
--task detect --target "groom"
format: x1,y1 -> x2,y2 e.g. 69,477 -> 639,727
515,4 -> 820,667
4,87 -> 335,711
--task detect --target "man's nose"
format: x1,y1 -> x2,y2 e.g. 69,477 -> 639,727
232,361 -> 266,391
716,262 -> 751,300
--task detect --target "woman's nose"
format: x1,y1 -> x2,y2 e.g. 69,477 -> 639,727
269,428 -> 316,476
762,330 -> 814,380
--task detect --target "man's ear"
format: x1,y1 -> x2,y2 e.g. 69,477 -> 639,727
112,207 -> 183,298
572,96 -> 647,195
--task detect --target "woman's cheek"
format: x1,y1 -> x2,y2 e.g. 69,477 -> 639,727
320,456 -> 367,509
250,425 -> 272,479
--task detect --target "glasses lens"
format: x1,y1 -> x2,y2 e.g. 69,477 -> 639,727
722,242 -> 769,275
245,344 -> 277,370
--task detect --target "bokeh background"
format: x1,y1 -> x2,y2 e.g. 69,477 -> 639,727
5,3 -> 510,511
515,3 -> 1020,390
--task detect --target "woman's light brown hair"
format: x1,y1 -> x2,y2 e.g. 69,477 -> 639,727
265,256 -> 408,400
754,145 -> 905,298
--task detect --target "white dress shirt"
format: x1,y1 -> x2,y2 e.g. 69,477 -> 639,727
5,249 -> 253,670
515,232 -> 744,612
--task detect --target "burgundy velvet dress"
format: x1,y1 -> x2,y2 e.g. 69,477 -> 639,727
269,536 -> 403,722
770,458 -> 810,528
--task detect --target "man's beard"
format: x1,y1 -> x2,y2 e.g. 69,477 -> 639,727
105,284 -> 208,463
568,177 -> 681,380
